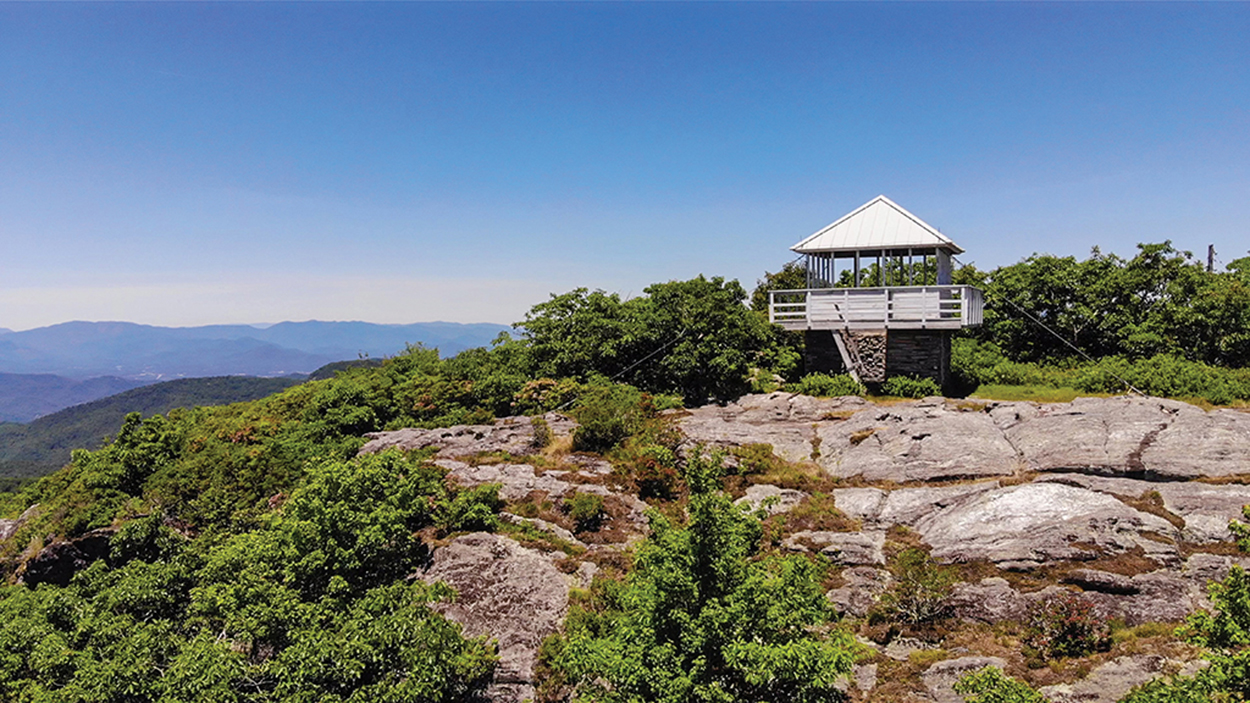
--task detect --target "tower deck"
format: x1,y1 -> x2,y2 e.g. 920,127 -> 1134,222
768,285 -> 984,331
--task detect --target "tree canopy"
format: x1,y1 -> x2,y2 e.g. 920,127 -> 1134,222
960,242 -> 1250,367
522,276 -> 786,403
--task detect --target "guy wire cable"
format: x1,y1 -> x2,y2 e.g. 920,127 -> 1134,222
951,255 -> 1147,398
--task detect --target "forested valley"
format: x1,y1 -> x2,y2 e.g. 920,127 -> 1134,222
1,242 -> 1249,702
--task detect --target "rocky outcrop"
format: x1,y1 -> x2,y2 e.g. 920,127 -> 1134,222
20,528 -> 114,587
827,566 -> 891,618
1063,568 -> 1140,595
1032,473 -> 1250,544
952,569 -> 1203,627
1083,571 -> 1202,626
360,394 -> 1250,701
360,412 -> 577,459
733,483 -> 808,516
783,530 -> 886,565
1183,552 -> 1250,587
0,504 -> 38,542
677,392 -> 871,462
679,394 -> 1250,483
816,401 -> 1020,482
1040,655 -> 1172,703
914,483 -> 1180,569
420,533 -> 585,703
436,461 -> 580,501
950,577 -> 1030,624
432,459 -> 648,528
835,482 -> 1001,528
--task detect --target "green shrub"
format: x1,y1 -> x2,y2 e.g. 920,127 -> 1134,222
1023,591 -> 1111,661
877,547 -> 956,624
784,373 -> 865,398
728,443 -> 781,476
951,338 -> 1077,389
954,667 -> 1045,703
439,483 -> 504,532
530,416 -> 552,450
571,384 -> 651,453
108,511 -> 183,565
1074,354 -> 1250,405
512,377 -> 581,415
951,339 -> 1250,405
564,492 -> 606,533
550,452 -> 860,702
881,375 -> 942,398
627,444 -> 681,500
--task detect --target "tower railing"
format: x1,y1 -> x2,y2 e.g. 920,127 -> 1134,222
768,285 -> 984,330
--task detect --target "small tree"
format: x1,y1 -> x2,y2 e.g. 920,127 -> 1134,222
879,547 -> 957,625
564,492 -> 606,533
552,451 -> 861,702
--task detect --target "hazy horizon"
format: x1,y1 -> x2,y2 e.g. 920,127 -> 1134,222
0,318 -> 515,335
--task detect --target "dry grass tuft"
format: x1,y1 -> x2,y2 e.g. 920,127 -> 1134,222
849,428 -> 879,446
542,434 -> 575,462
998,470 -> 1040,487
765,493 -> 860,537
729,445 -> 842,494
1181,540 -> 1246,557
883,525 -> 930,560
1195,473 -> 1250,485
1113,490 -> 1186,530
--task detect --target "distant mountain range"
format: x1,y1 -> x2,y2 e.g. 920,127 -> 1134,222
0,320 -> 511,379
0,374 -> 154,423
0,320 -> 511,422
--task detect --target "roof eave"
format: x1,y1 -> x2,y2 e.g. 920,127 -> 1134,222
791,243 -> 965,256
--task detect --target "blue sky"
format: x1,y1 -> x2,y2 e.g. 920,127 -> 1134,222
2,2 -> 1247,331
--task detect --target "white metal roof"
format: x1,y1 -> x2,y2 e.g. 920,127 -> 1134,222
791,195 -> 964,255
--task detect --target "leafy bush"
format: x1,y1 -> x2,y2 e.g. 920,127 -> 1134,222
784,372 -> 866,398
564,492 -> 606,533
512,377 -> 581,415
1023,591 -> 1111,661
965,243 -> 1250,368
1074,354 -> 1250,405
625,444 -> 681,500
953,338 -> 1250,406
108,511 -> 183,565
571,384 -> 653,453
951,338 -> 1076,389
881,374 -> 942,398
0,452 -> 498,702
439,483 -> 504,533
877,547 -> 957,624
954,667 -> 1045,703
